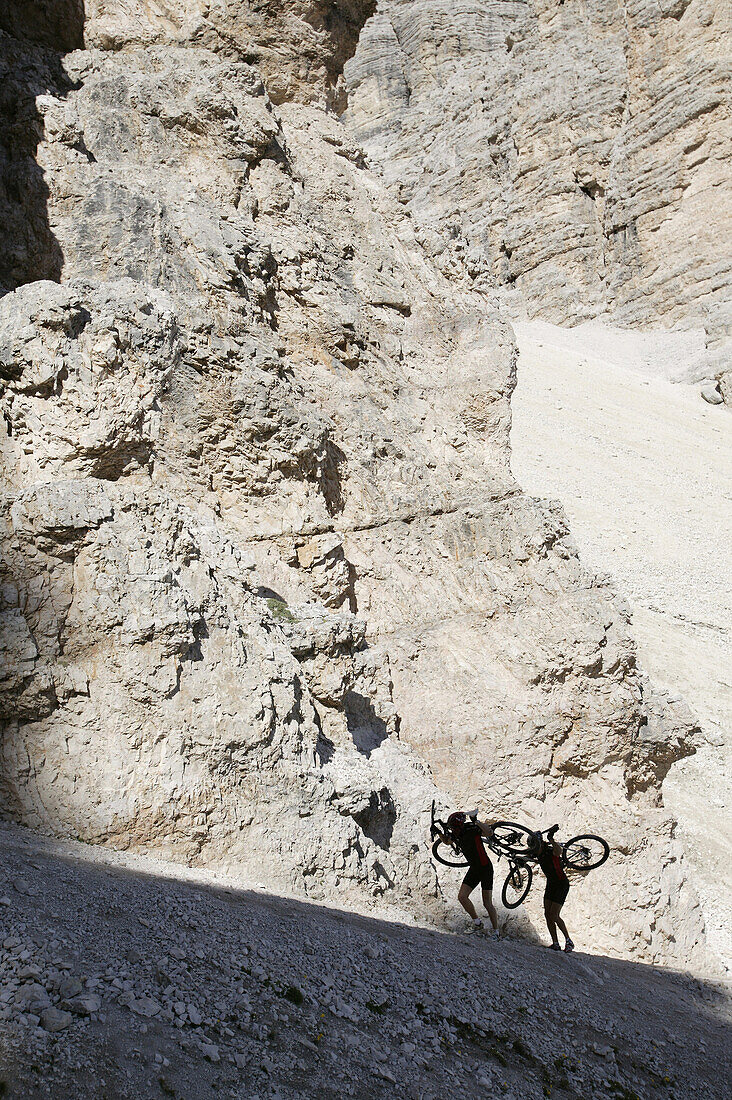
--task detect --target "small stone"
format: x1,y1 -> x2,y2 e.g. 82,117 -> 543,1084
13,879 -> 38,897
58,977 -> 83,999
200,1043 -> 220,1062
187,1004 -> 202,1026
17,965 -> 42,980
41,1007 -> 73,1033
129,996 -> 161,1018
15,983 -> 51,1010
64,994 -> 102,1016
700,382 -> 723,405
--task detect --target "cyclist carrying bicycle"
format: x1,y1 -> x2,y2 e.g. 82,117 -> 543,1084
538,826 -> 574,952
446,811 -> 500,939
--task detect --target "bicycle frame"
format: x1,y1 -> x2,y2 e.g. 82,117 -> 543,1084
490,824 -> 558,861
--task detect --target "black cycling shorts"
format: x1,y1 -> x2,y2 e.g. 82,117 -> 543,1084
544,879 -> 570,906
462,862 -> 494,892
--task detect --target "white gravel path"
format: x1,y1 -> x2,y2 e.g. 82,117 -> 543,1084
0,822 -> 730,1100
510,319 -> 732,970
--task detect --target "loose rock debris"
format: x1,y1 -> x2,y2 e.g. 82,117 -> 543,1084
0,824 -> 729,1099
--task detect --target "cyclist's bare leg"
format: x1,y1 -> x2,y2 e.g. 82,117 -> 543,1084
544,899 -> 559,945
545,900 -> 570,945
481,889 -> 498,931
458,883 -> 478,920
553,903 -> 570,944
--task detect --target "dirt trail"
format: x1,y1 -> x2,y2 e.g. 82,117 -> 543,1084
0,822 -> 730,1100
510,319 -> 732,971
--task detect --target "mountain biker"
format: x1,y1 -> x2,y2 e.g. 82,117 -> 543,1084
446,811 -> 500,939
537,826 -> 574,952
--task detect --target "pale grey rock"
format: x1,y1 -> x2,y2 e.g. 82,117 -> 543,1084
700,381 -> 723,405
0,0 -> 716,972
12,879 -> 38,896
0,279 -> 179,482
199,1042 -> 220,1062
14,983 -> 51,1012
346,0 -> 731,363
63,993 -> 101,1016
128,996 -> 162,1018
40,1007 -> 73,1033
82,0 -> 376,112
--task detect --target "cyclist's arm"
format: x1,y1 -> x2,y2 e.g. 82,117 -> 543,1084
546,824 -> 562,857
478,819 -> 497,837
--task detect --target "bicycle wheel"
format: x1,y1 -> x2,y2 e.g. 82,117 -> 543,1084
563,834 -> 610,871
490,822 -> 541,858
501,863 -> 533,909
431,838 -> 469,868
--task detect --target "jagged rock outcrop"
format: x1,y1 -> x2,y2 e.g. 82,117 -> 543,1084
0,2 -> 711,967
0,279 -> 442,916
346,0 -> 731,382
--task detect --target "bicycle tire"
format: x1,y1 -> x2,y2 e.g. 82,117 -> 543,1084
431,838 -> 469,868
501,863 -> 533,909
489,822 -> 541,858
562,834 -> 610,871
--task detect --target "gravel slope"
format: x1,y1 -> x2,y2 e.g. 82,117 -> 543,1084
0,822 -> 730,1100
510,320 -> 732,971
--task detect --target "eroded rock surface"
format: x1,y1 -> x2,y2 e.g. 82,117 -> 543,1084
0,2 -> 713,968
346,0 -> 731,379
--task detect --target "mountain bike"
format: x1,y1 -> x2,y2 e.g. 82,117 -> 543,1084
429,803 -> 610,909
494,823 -> 610,908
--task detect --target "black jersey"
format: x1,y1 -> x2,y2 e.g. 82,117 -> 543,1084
456,822 -> 492,868
538,843 -> 568,884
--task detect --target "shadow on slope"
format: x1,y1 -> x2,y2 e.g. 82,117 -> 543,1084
0,823 -> 729,1100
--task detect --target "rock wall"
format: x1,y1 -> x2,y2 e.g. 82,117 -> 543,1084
346,0 -> 731,378
0,3 -> 712,967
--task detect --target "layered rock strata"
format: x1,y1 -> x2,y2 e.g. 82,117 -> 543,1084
0,3 -> 710,966
346,0 -> 731,383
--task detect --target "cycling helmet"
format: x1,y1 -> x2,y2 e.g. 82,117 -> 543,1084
447,811 -> 468,835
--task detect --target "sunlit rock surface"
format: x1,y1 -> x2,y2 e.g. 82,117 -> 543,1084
346,0 -> 731,379
0,2 -> 719,969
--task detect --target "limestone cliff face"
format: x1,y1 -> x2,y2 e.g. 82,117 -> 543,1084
0,3 -> 710,966
346,0 -> 731,375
